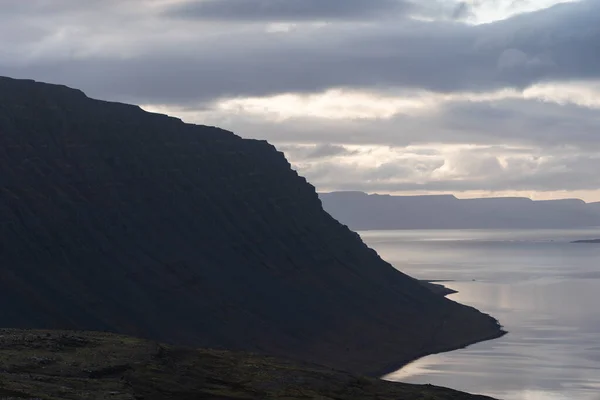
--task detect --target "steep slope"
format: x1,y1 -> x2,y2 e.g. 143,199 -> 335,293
0,77 -> 502,375
320,191 -> 600,230
0,329 -> 496,400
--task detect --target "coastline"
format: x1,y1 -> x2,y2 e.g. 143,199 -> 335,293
375,282 -> 507,378
377,324 -> 507,379
420,280 -> 458,296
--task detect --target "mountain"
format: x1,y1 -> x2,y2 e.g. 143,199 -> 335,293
590,202 -> 600,212
319,191 -> 600,230
0,77 -> 502,376
0,329 -> 497,400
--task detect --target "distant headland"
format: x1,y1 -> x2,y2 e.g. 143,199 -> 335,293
320,191 -> 600,230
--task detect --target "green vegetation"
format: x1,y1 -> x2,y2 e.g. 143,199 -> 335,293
0,329 -> 495,400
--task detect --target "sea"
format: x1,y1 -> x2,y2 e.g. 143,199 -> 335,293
359,228 -> 600,400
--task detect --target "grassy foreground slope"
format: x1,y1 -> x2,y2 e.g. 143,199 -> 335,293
0,330 -> 496,400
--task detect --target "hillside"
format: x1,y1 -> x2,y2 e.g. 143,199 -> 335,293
589,202 -> 600,213
0,76 -> 502,376
320,191 -> 600,230
0,329 -> 496,400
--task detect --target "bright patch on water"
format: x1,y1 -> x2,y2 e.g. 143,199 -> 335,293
361,229 -> 600,400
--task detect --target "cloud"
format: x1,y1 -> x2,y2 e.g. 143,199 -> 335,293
152,87 -> 600,199
1,0 -> 599,199
451,2 -> 473,19
278,144 -> 359,160
296,146 -> 600,195
174,92 -> 600,152
164,0 -> 414,21
1,1 -> 599,106
164,0 -> 477,23
305,144 -> 358,159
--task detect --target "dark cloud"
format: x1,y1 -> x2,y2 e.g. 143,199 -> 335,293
165,0 -> 413,21
451,1 -> 473,19
279,144 -> 358,160
1,1 -> 599,106
163,0 -> 474,22
306,144 -> 358,159
0,0 -> 112,14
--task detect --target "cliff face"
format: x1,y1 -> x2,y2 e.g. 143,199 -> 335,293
0,77 -> 502,375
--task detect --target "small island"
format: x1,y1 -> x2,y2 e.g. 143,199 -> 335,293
572,239 -> 600,243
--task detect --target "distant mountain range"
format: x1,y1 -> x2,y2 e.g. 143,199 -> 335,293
319,191 -> 600,230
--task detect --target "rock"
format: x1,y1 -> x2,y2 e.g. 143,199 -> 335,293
0,76 -> 503,376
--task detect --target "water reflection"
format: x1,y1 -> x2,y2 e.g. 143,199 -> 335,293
360,229 -> 600,400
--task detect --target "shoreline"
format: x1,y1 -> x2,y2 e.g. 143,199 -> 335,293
375,282 -> 507,378
377,325 -> 507,379
572,238 -> 600,243
420,280 -> 458,296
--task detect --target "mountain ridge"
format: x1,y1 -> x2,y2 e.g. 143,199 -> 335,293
0,76 -> 503,376
320,191 -> 600,230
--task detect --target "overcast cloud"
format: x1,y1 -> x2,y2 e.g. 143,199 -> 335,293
164,0 -> 474,22
0,0 -> 598,200
165,0 -> 415,21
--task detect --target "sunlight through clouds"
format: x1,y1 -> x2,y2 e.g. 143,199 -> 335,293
464,0 -> 581,24
195,81 -> 600,122
5,0 -> 599,201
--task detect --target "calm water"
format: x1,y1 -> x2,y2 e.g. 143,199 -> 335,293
360,229 -> 600,400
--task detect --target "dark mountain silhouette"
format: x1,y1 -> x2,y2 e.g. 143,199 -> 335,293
0,76 -> 502,376
572,239 -> 600,243
320,191 -> 600,230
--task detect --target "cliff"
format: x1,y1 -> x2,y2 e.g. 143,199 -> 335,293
0,76 -> 503,376
0,329 -> 496,400
320,191 -> 600,230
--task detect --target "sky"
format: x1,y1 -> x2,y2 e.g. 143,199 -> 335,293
1,0 -> 600,201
